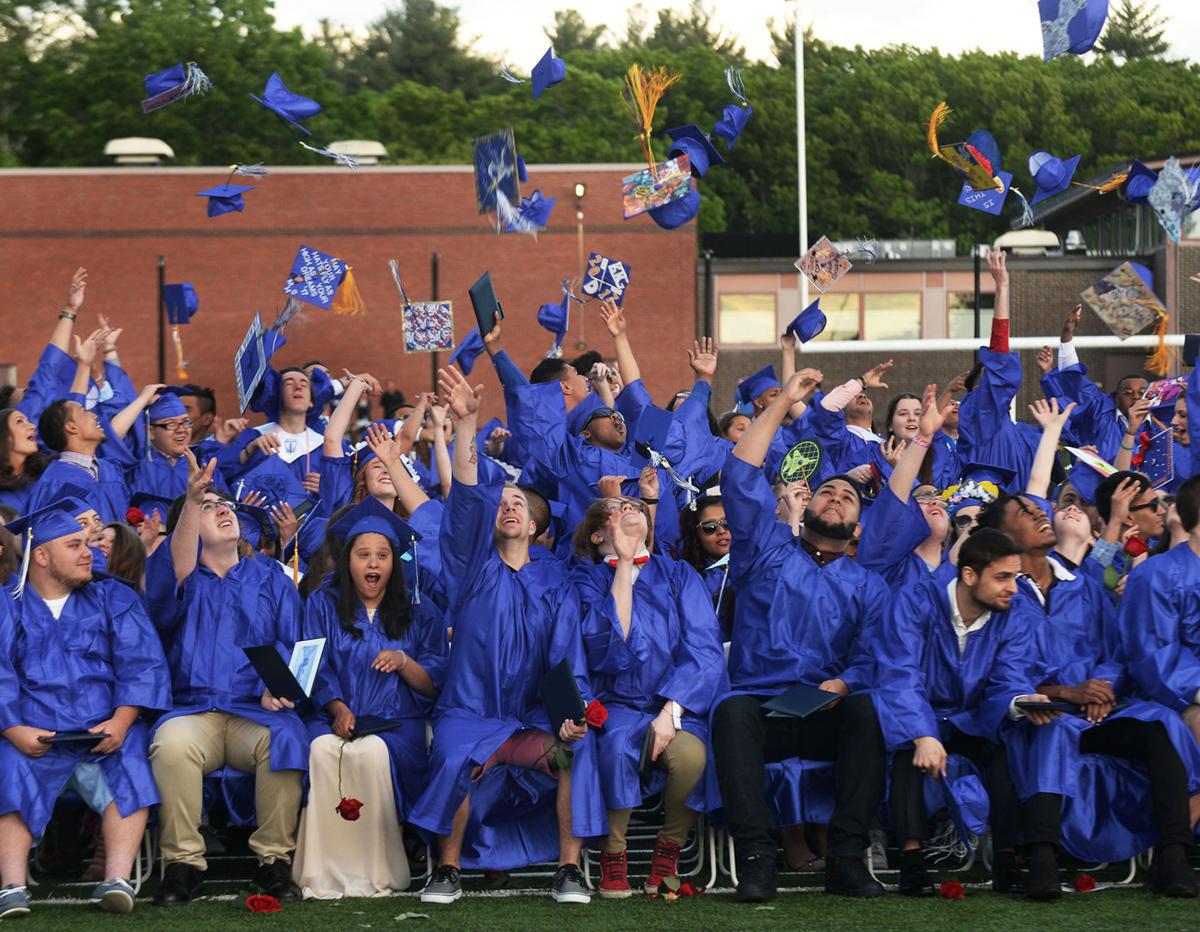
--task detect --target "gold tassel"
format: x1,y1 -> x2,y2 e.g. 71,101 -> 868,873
331,267 -> 366,316
623,65 -> 681,173
1071,172 -> 1128,195
172,325 -> 188,381
927,102 -> 951,158
1145,311 -> 1170,377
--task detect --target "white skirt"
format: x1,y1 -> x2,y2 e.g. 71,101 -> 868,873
294,733 -> 411,898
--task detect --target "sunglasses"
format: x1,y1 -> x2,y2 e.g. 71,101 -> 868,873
699,518 -> 729,534
952,514 -> 977,529
583,408 -> 625,429
1129,498 -> 1163,513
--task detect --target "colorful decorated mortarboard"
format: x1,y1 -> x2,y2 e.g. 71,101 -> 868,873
711,66 -> 752,150
624,156 -> 693,220
249,72 -> 321,136
940,461 -> 1012,515
402,301 -> 455,354
786,299 -> 827,344
959,170 -> 1014,216
737,364 -> 780,406
927,103 -> 1005,193
1028,150 -> 1082,205
530,47 -> 566,99
234,313 -> 267,413
468,271 -> 504,337
449,328 -> 485,376
1065,446 -> 1117,506
581,253 -> 632,307
778,439 -> 824,488
472,128 -> 521,217
666,125 -> 726,180
1080,260 -> 1169,373
141,62 -> 212,113
1147,157 -> 1200,244
282,244 -> 365,316
795,236 -> 852,293
196,183 -> 253,218
648,184 -> 700,230
1038,0 -> 1110,61
1130,422 -> 1174,489
162,282 -> 198,380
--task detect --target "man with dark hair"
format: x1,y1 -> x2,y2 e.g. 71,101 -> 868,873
179,385 -> 216,445
1095,469 -> 1163,538
983,491 -> 1200,899
32,398 -> 130,523
710,370 -> 892,902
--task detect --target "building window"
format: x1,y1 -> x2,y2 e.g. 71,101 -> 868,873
1186,211 -> 1200,241
863,293 -> 921,340
808,292 -> 861,342
948,292 -> 996,339
718,293 -> 776,345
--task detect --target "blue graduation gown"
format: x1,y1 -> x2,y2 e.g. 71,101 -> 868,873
856,487 -> 941,591
1040,364 -> 1126,463
30,457 -> 130,524
957,348 -> 1041,488
145,544 -> 308,773
130,446 -> 225,504
0,483 -> 34,516
0,581 -> 171,838
303,589 -> 448,821
571,557 -> 727,814
17,344 -> 76,424
407,458 -> 605,869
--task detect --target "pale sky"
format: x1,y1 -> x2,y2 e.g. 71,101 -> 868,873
272,0 -> 1200,67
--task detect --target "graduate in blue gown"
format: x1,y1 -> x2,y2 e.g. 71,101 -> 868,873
0,409 -> 50,516
31,394 -> 131,525
956,348 -> 1042,490
0,500 -> 170,916
709,369 -> 890,902
145,449 -> 307,907
975,491 -> 1200,897
569,492 -> 726,897
676,495 -> 735,637
410,368 -> 603,906
293,498 -> 449,898
129,388 -> 226,504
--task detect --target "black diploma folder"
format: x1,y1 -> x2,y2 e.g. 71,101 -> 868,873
538,659 -> 585,736
38,731 -> 109,746
763,684 -> 842,718
243,645 -> 307,703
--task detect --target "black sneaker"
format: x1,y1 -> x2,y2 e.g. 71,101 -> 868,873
991,851 -> 1025,895
550,863 -> 591,904
824,854 -> 885,898
1147,845 -> 1199,898
1023,844 -> 1062,901
898,852 -> 936,897
253,859 -> 301,903
420,865 -> 463,904
152,862 -> 204,907
734,852 -> 777,903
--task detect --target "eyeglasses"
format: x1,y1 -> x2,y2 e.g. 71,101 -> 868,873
1130,498 -> 1163,513
601,498 -> 643,515
151,418 -> 193,433
952,514 -> 977,529
699,518 -> 729,535
584,408 -> 625,429
199,499 -> 234,514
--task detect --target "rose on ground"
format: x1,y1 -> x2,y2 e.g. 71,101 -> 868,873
1075,873 -> 1097,892
939,880 -> 965,900
245,893 -> 283,913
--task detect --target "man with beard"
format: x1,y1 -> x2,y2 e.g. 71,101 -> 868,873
711,369 -> 891,902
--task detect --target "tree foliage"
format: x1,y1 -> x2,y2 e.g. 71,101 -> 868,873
1096,0 -> 1169,61
3,0 -> 1200,251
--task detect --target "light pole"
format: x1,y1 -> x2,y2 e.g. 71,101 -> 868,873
575,181 -> 587,349
795,1 -> 809,314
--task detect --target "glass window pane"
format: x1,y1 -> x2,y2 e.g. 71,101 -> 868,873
947,292 -> 996,339
1185,210 -> 1200,241
719,294 -> 776,345
863,293 -> 921,340
808,292 -> 860,341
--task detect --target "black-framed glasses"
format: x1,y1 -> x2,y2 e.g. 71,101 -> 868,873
699,518 -> 729,534
1130,498 -> 1163,513
151,418 -> 193,433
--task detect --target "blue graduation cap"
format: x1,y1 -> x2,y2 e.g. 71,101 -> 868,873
1039,0 -> 1110,61
1132,423 -> 1175,489
468,271 -> 504,337
282,244 -> 352,311
1123,160 -> 1158,204
234,314 -> 267,413
537,292 -> 570,354
1028,150 -> 1082,205
666,125 -> 726,179
196,183 -> 253,218
329,496 -> 420,553
249,72 -> 321,136
712,103 -> 752,150
629,405 -> 675,470
516,154 -> 528,183
648,185 -> 700,230
147,386 -> 188,422
236,502 -> 278,550
736,365 -> 780,406
129,491 -> 175,524
504,189 -> 556,233
530,47 -> 566,99
786,299 -> 827,344
141,62 -> 212,113
940,761 -> 990,844
163,282 -> 199,326
961,461 -> 1018,492
6,497 -> 90,596
449,328 -> 485,376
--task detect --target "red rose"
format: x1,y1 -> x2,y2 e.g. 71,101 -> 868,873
125,507 -> 146,527
939,880 -> 965,900
1123,536 -> 1149,558
583,699 -> 608,728
335,797 -> 363,821
678,882 -> 703,896
1074,873 -> 1097,892
245,894 -> 283,913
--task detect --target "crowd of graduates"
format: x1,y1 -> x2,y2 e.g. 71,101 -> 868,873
4,249 -> 1200,920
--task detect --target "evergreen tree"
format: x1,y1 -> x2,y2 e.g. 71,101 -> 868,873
1096,0 -> 1169,61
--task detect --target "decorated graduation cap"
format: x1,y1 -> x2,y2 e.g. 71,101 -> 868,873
1147,157 -> 1200,244
648,184 -> 700,230
142,62 -> 212,113
196,183 -> 253,218
531,47 -> 566,99
1080,260 -> 1170,375
468,271 -> 504,337
5,496 -> 90,597
927,103 -> 1005,193
940,462 -> 1013,514
1131,422 -> 1175,488
666,125 -> 726,180
1038,0 -> 1110,61
235,313 -> 267,413
279,244 -> 366,329
786,299 -> 827,344
249,71 -> 320,136
449,328 -> 485,376
1028,150 -> 1082,205
736,364 -> 780,407
712,66 -> 752,150
1065,446 -> 1117,505
163,281 -> 198,380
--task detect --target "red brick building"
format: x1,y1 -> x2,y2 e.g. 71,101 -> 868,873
1,164 -> 699,423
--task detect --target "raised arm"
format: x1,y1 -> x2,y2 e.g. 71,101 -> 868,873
1113,396 -> 1151,472
887,383 -> 946,503
109,381 -> 166,441
438,366 -> 482,486
323,371 -> 380,457
69,328 -> 104,397
428,401 -> 453,499
170,448 -> 217,586
362,422 -> 430,514
599,298 -> 641,386
1024,398 -> 1077,498
987,247 -> 1009,352
49,267 -> 87,354
397,392 -> 430,458
733,368 -> 823,468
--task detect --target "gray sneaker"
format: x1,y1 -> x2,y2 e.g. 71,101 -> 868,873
550,864 -> 591,904
867,829 -> 889,872
91,878 -> 135,914
420,865 -> 463,904
0,885 -> 31,920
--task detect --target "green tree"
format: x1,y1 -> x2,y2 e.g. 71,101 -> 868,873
634,1 -> 744,59
544,10 -> 608,54
1096,0 -> 1169,61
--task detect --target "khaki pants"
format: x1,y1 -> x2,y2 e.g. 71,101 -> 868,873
150,712 -> 303,870
604,729 -> 706,853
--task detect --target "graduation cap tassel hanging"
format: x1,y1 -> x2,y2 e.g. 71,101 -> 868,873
297,140 -> 359,170
330,267 -> 366,317
927,102 -> 952,159
1010,186 -> 1036,229
1146,308 -> 1171,377
725,66 -> 747,107
497,63 -> 525,85
623,65 -> 681,175
172,325 -> 188,381
13,527 -> 31,599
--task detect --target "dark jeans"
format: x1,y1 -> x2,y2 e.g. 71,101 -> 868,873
712,692 -> 885,859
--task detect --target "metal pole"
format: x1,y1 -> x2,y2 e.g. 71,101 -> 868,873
156,255 -> 166,384
795,1 -> 809,318
973,245 -> 982,340
430,252 -> 440,392
703,249 -> 714,338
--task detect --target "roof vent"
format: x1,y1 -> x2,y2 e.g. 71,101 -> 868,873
327,140 -> 388,166
103,137 -> 175,166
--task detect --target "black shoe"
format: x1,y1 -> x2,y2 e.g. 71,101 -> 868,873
991,851 -> 1025,895
898,852 -> 936,897
824,855 -> 885,898
734,852 -> 777,903
1147,845 -> 1199,898
253,859 -> 301,903
1023,844 -> 1062,901
152,863 -> 204,907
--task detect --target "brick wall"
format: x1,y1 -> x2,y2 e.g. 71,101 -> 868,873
0,165 -> 697,424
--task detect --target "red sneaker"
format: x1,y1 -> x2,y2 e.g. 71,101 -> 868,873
598,849 -> 632,899
644,835 -> 682,893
